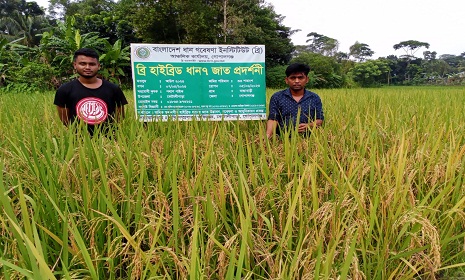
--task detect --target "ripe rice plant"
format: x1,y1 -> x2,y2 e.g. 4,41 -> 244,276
1,86 -> 465,279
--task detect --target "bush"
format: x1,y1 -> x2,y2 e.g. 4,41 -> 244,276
266,65 -> 287,89
9,62 -> 58,90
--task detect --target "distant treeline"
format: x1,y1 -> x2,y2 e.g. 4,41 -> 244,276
1,0 -> 464,91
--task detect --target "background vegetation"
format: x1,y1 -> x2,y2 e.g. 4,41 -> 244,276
1,0 -> 465,92
1,87 -> 465,279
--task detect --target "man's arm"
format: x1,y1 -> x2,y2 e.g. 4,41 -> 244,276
266,119 -> 278,138
56,106 -> 70,126
115,105 -> 125,122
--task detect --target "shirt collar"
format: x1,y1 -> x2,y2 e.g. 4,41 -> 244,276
284,88 -> 310,99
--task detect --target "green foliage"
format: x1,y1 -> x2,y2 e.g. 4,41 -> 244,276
423,50 -> 437,60
0,37 -> 9,86
0,13 -> 131,90
0,81 -> 43,93
74,11 -> 139,46
0,0 -> 44,17
40,16 -> 107,57
0,42 -> 34,86
2,0 -> 464,91
47,0 -> 116,20
129,1 -> 192,43
126,0 -> 293,67
439,54 -> 465,69
38,16 -> 108,81
404,63 -> 425,85
348,59 -> 390,87
7,61 -> 57,90
349,41 -> 374,62
291,52 -> 344,88
114,19 -> 139,46
99,39 -> 130,85
265,65 -> 287,89
393,40 -> 430,58
241,3 -> 294,67
0,12 -> 50,47
304,32 -> 339,56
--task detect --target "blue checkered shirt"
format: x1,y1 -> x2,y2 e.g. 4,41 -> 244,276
267,88 -> 324,134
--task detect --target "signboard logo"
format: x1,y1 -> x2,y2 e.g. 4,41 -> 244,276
76,97 -> 108,124
252,46 -> 263,54
135,46 -> 151,59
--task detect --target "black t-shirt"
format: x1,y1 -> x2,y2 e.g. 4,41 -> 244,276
54,79 -> 128,134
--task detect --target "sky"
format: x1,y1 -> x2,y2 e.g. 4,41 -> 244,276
267,0 -> 465,58
32,0 -> 465,59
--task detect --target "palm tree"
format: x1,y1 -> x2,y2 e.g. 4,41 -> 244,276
0,11 -> 50,46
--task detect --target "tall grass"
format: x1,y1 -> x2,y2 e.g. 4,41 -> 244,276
1,87 -> 465,279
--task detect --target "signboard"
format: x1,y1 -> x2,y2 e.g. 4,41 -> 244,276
131,44 -> 266,121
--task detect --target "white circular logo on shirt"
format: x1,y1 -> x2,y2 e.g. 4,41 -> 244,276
76,97 -> 108,124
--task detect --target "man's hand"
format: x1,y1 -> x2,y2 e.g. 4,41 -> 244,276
266,120 -> 278,138
298,119 -> 323,133
298,123 -> 309,133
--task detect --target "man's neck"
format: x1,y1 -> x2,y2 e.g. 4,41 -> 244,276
290,89 -> 305,102
78,76 -> 101,89
290,88 -> 305,97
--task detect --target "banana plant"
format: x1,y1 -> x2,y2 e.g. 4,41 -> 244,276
38,16 -> 108,80
99,39 -> 131,85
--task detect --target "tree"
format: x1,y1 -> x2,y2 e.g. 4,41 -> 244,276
439,54 -> 463,68
128,0 -> 205,43
0,37 -> 11,86
0,11 -> 50,46
291,52 -> 343,88
393,40 -> 429,82
393,40 -> 429,58
422,58 -> 451,83
334,51 -> 349,62
38,16 -> 107,80
292,45 -> 309,57
74,12 -> 139,46
458,53 -> 465,72
47,0 -> 68,19
349,41 -> 374,62
349,59 -> 390,87
127,0 -> 294,67
48,0 -> 115,19
423,50 -> 437,61
0,0 -> 49,46
265,64 -> 287,89
99,39 -> 131,85
1,0 -> 44,18
242,2 -> 294,67
305,32 -> 339,56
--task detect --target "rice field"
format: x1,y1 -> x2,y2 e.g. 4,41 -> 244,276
1,86 -> 465,279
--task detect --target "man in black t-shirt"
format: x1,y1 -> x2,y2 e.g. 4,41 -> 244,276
54,48 -> 128,135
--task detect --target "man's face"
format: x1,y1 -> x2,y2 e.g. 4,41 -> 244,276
73,55 -> 100,78
285,72 -> 309,92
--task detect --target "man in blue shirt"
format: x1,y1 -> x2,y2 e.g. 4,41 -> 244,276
266,63 -> 324,138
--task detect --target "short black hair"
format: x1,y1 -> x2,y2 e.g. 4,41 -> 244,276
285,63 -> 310,77
73,48 -> 99,62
